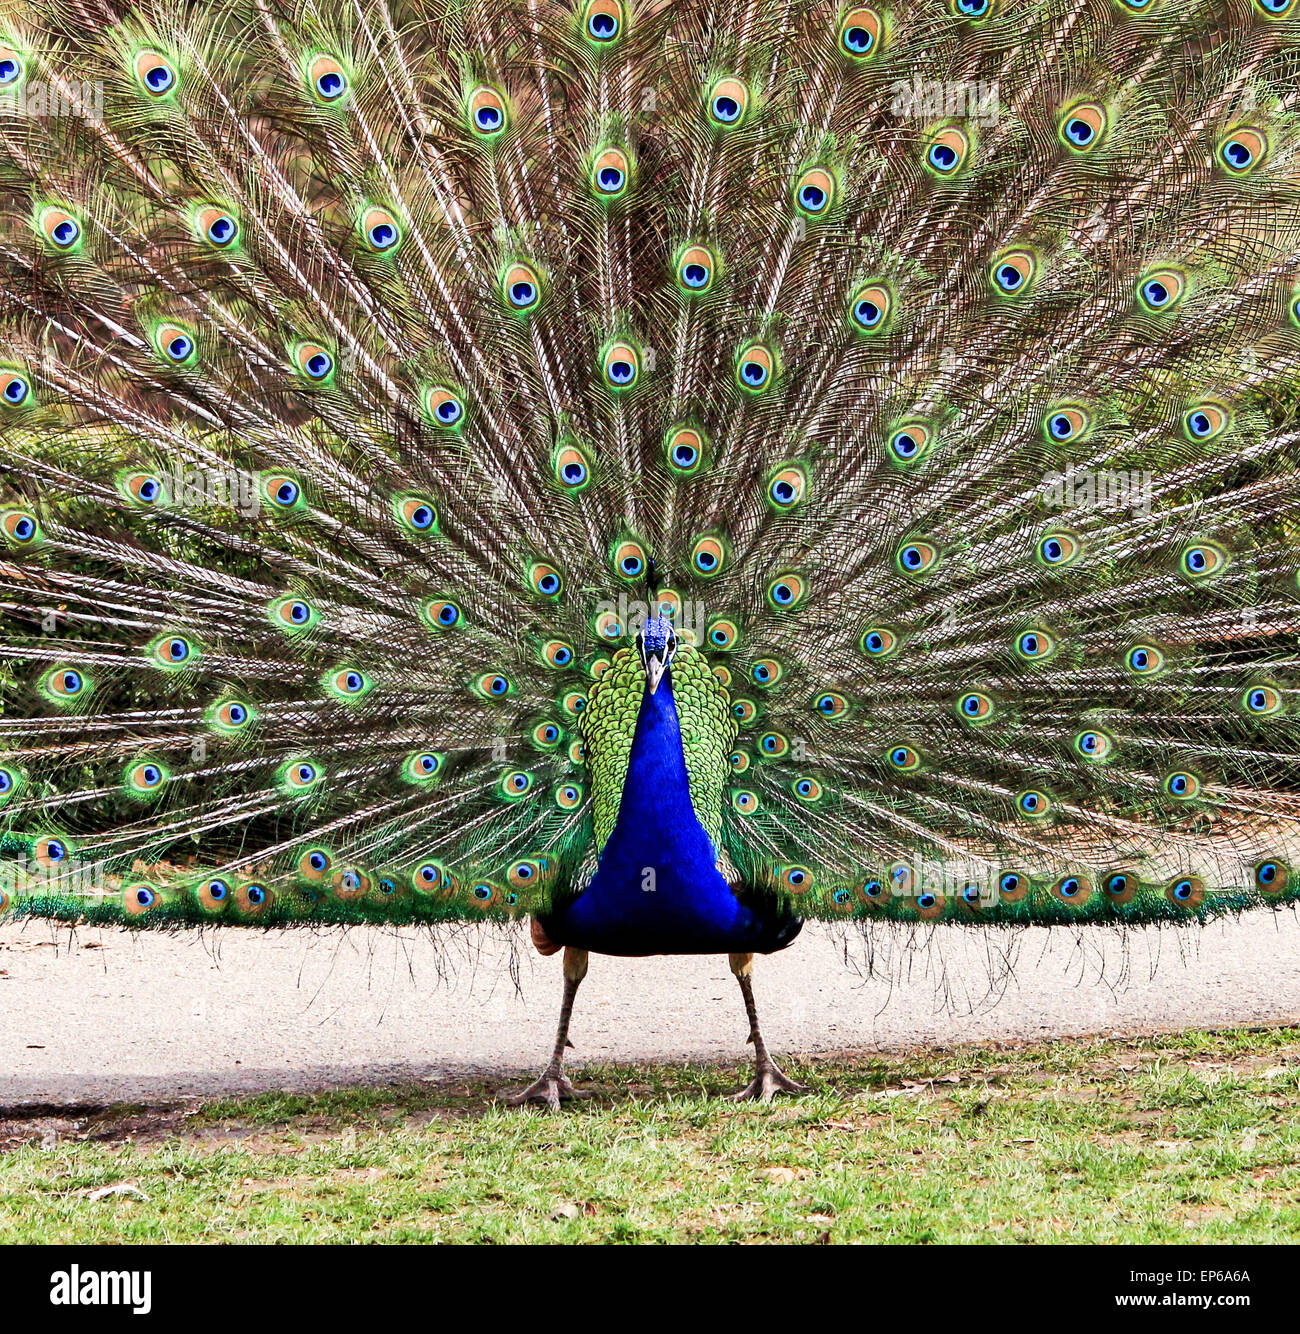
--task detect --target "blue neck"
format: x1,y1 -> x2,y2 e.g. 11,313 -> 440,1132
541,667 -> 794,956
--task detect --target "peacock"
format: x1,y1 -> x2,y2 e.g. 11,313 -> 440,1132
2,0 -> 1300,1109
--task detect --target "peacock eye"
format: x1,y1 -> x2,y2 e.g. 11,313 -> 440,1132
925,126 -> 969,176
990,250 -> 1035,295
1125,643 -> 1166,676
1137,269 -> 1186,312
1,371 -> 31,406
134,51 -> 177,96
0,49 -> 23,87
360,205 -> 401,253
838,7 -> 882,57
766,465 -> 808,509
468,86 -> 507,135
736,343 -> 775,392
39,206 -> 81,250
308,55 -> 347,101
1037,531 -> 1080,567
707,78 -> 749,127
794,167 -> 836,217
896,539 -> 939,575
1218,129 -> 1266,175
584,0 -> 623,42
199,207 -> 238,247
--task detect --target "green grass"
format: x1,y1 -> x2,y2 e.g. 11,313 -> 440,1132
2,1026 -> 1298,1243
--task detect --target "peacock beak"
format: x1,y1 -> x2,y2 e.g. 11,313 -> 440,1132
645,651 -> 669,696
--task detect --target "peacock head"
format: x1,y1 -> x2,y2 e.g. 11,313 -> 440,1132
637,615 -> 678,696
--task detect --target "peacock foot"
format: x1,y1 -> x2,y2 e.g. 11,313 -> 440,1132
729,1059 -> 808,1104
505,1069 -> 592,1112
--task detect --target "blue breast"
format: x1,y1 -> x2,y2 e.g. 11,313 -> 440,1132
538,667 -> 801,957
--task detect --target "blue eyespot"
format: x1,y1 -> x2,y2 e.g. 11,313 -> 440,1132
297,764 -> 315,782
438,602 -> 460,626
1128,648 -> 1150,671
1106,874 -> 1130,895
798,183 -> 827,212
1040,538 -> 1064,563
12,515 -> 35,539
917,892 -> 936,909
597,166 -> 625,193
712,94 -> 740,123
207,213 -> 236,245
771,582 -> 795,605
164,334 -> 193,362
1142,278 -> 1170,308
509,280 -> 536,307
607,359 -> 635,385
1059,877 -> 1079,898
135,887 -> 156,908
1221,139 -> 1254,171
770,478 -> 796,504
962,883 -> 981,904
1020,792 -> 1040,812
994,263 -> 1023,292
682,262 -> 709,288
316,71 -> 344,99
309,852 -> 327,871
863,879 -> 883,897
891,430 -> 920,460
4,376 -> 30,405
853,298 -> 882,329
752,663 -> 772,684
168,638 -> 189,662
739,360 -> 767,387
51,218 -> 80,248
409,504 -> 435,530
956,0 -> 989,12
208,879 -> 228,900
0,56 -> 21,85
588,10 -> 618,38
537,572 -> 559,594
1171,878 -> 1194,901
796,779 -> 813,795
1048,414 -> 1074,440
1079,732 -> 1099,753
843,25 -> 874,54
1064,117 -> 1094,147
137,479 -> 159,502
145,64 -> 174,93
928,143 -> 958,171
475,105 -> 502,131
672,441 -> 699,467
900,545 -> 924,570
1019,633 -> 1039,655
1000,873 -> 1020,895
1258,861 -> 1278,883
619,553 -> 643,576
274,480 -> 300,506
488,675 -> 508,695
246,884 -> 266,905
368,221 -> 398,250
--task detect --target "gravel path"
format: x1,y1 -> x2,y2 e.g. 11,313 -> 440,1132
2,913 -> 1298,1104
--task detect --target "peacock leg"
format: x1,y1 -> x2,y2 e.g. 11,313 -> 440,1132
506,947 -> 592,1111
727,952 -> 808,1103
